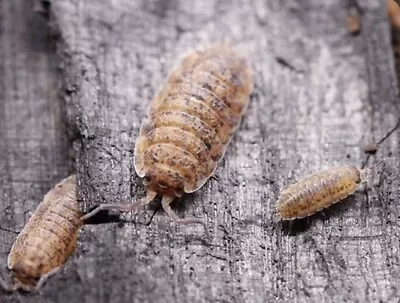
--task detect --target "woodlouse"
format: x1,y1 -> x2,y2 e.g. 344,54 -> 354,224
276,165 -> 373,220
82,45 -> 253,234
346,0 -> 362,35
347,9 -> 361,35
1,175 -> 82,292
389,0 -> 400,29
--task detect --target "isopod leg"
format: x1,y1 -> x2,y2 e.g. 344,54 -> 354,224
34,266 -> 62,292
0,274 -> 14,292
80,190 -> 158,221
161,195 -> 210,239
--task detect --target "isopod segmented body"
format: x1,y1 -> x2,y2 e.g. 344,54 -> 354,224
276,165 -> 364,220
4,175 -> 82,291
81,45 -> 253,233
134,45 -> 252,230
135,45 -> 253,194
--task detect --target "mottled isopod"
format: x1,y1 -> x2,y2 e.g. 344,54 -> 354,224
276,164 -> 373,220
82,45 -> 253,234
388,0 -> 400,29
1,175 -> 82,292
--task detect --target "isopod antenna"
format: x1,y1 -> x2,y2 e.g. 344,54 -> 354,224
81,191 -> 211,239
80,189 -> 157,221
0,273 -> 16,293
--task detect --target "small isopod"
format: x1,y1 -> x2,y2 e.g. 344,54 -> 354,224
346,0 -> 362,35
82,45 -> 253,235
1,175 -> 82,292
347,9 -> 361,35
276,164 -> 377,220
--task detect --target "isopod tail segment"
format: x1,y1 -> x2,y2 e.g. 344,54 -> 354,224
0,266 -> 61,293
80,190 -> 211,239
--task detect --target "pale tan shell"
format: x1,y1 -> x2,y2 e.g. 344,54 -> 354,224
134,45 -> 253,197
7,175 -> 82,288
388,0 -> 400,29
276,165 -> 362,220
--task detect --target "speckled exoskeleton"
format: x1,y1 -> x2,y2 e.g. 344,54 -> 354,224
1,175 -> 82,292
276,165 -> 369,220
82,45 -> 253,235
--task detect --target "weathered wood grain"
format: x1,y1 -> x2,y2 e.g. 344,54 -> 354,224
0,0 -> 75,302
1,0 -> 400,302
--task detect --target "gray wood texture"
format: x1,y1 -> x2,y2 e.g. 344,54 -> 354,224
1,0 -> 400,302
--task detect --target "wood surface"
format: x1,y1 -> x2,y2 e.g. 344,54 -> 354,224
1,0 -> 400,302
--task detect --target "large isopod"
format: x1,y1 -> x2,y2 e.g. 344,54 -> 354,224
1,175 -> 82,292
82,45 -> 253,234
276,164 -> 374,220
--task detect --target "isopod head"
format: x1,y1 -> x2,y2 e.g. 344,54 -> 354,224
142,166 -> 185,198
10,259 -> 41,288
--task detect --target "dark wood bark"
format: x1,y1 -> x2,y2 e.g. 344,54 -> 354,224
1,0 -> 400,302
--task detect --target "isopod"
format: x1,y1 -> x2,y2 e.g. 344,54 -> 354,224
1,175 -> 82,292
276,164 -> 373,220
346,6 -> 361,35
82,45 -> 253,234
388,0 -> 400,29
